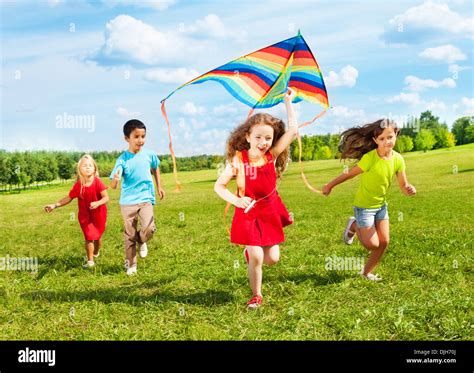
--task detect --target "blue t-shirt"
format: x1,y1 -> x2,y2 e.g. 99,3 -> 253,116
109,148 -> 160,205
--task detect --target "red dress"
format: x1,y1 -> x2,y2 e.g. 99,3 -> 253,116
230,150 -> 292,246
68,177 -> 107,241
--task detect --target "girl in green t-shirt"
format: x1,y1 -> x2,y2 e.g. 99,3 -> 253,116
322,119 -> 416,281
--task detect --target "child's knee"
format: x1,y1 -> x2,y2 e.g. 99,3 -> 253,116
247,247 -> 263,265
378,239 -> 389,249
143,222 -> 156,240
365,241 -> 379,251
265,255 -> 279,266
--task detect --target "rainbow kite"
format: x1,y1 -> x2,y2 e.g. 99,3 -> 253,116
161,31 -> 329,191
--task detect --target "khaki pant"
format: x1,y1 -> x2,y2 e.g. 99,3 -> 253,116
120,202 -> 156,268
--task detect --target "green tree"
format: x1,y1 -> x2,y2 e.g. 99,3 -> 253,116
57,154 -> 75,181
451,116 -> 474,145
435,128 -> 456,148
394,135 -> 414,153
415,129 -> 436,152
464,124 -> 474,143
316,145 -> 332,160
419,111 -> 442,131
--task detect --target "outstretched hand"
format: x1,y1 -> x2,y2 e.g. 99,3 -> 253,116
406,184 -> 416,196
44,204 -> 56,213
322,184 -> 332,196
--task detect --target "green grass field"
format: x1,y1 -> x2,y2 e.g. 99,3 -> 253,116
0,144 -> 473,340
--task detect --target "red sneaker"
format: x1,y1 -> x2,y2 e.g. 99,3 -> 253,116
243,248 -> 249,265
247,295 -> 262,309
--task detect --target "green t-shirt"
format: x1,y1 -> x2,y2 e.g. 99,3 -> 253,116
354,149 -> 406,208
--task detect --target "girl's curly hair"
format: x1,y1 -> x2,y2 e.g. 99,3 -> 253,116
226,113 -> 289,177
339,118 -> 400,160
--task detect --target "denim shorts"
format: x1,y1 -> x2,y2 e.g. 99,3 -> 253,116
353,204 -> 389,228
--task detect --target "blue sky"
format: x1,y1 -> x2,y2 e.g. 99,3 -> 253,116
1,0 -> 473,156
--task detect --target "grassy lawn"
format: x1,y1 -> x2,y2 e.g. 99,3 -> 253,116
0,144 -> 472,340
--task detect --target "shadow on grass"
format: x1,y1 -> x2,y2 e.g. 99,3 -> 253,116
274,271 -> 354,285
457,168 -> 474,173
37,255 -> 125,279
22,287 -> 234,307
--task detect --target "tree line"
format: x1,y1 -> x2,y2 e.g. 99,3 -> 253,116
1,112 -> 472,191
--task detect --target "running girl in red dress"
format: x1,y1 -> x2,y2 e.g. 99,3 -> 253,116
214,89 -> 298,309
44,154 -> 109,268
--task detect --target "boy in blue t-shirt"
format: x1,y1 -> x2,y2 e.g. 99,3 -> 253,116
110,119 -> 165,275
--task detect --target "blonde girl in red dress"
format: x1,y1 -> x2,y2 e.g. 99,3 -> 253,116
214,89 -> 298,309
44,154 -> 109,268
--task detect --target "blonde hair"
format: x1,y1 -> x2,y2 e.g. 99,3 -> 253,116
226,113 -> 289,177
76,154 -> 99,194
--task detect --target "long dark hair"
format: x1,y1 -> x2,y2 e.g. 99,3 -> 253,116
339,119 -> 400,160
226,113 -> 289,177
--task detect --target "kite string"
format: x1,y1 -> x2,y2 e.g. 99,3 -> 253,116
160,100 -> 182,192
297,108 -> 327,194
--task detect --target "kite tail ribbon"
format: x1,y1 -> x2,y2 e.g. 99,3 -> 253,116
297,108 -> 327,194
161,100 -> 182,192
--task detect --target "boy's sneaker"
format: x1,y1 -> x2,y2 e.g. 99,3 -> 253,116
82,260 -> 95,269
360,268 -> 382,281
124,259 -> 130,270
343,216 -> 357,245
139,242 -> 148,258
126,265 -> 137,276
93,252 -> 100,258
243,248 -> 249,265
247,295 -> 262,309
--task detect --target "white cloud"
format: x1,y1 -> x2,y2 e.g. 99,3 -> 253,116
386,92 -> 421,105
425,99 -> 446,112
331,106 -> 366,119
324,65 -> 358,88
105,0 -> 175,10
387,93 -> 448,113
179,102 -> 206,115
143,67 -> 199,84
117,106 -> 141,117
389,1 -> 474,38
448,64 -> 471,74
461,97 -> 474,115
419,45 -> 467,64
180,14 -> 247,42
47,0 -> 63,7
96,15 -> 204,65
213,104 -> 239,116
404,75 -> 456,92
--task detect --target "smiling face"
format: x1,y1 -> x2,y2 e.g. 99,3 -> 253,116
373,126 -> 397,151
246,124 -> 274,156
125,128 -> 146,153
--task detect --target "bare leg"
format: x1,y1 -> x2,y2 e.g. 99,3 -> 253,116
246,245 -> 264,297
363,220 -> 390,275
85,240 -> 94,262
263,245 -> 280,266
93,239 -> 101,256
356,226 -> 379,251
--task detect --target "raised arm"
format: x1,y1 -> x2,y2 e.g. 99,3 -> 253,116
44,195 -> 73,213
110,168 -> 121,190
271,88 -> 298,159
214,160 -> 252,209
322,165 -> 363,196
397,170 -> 416,196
